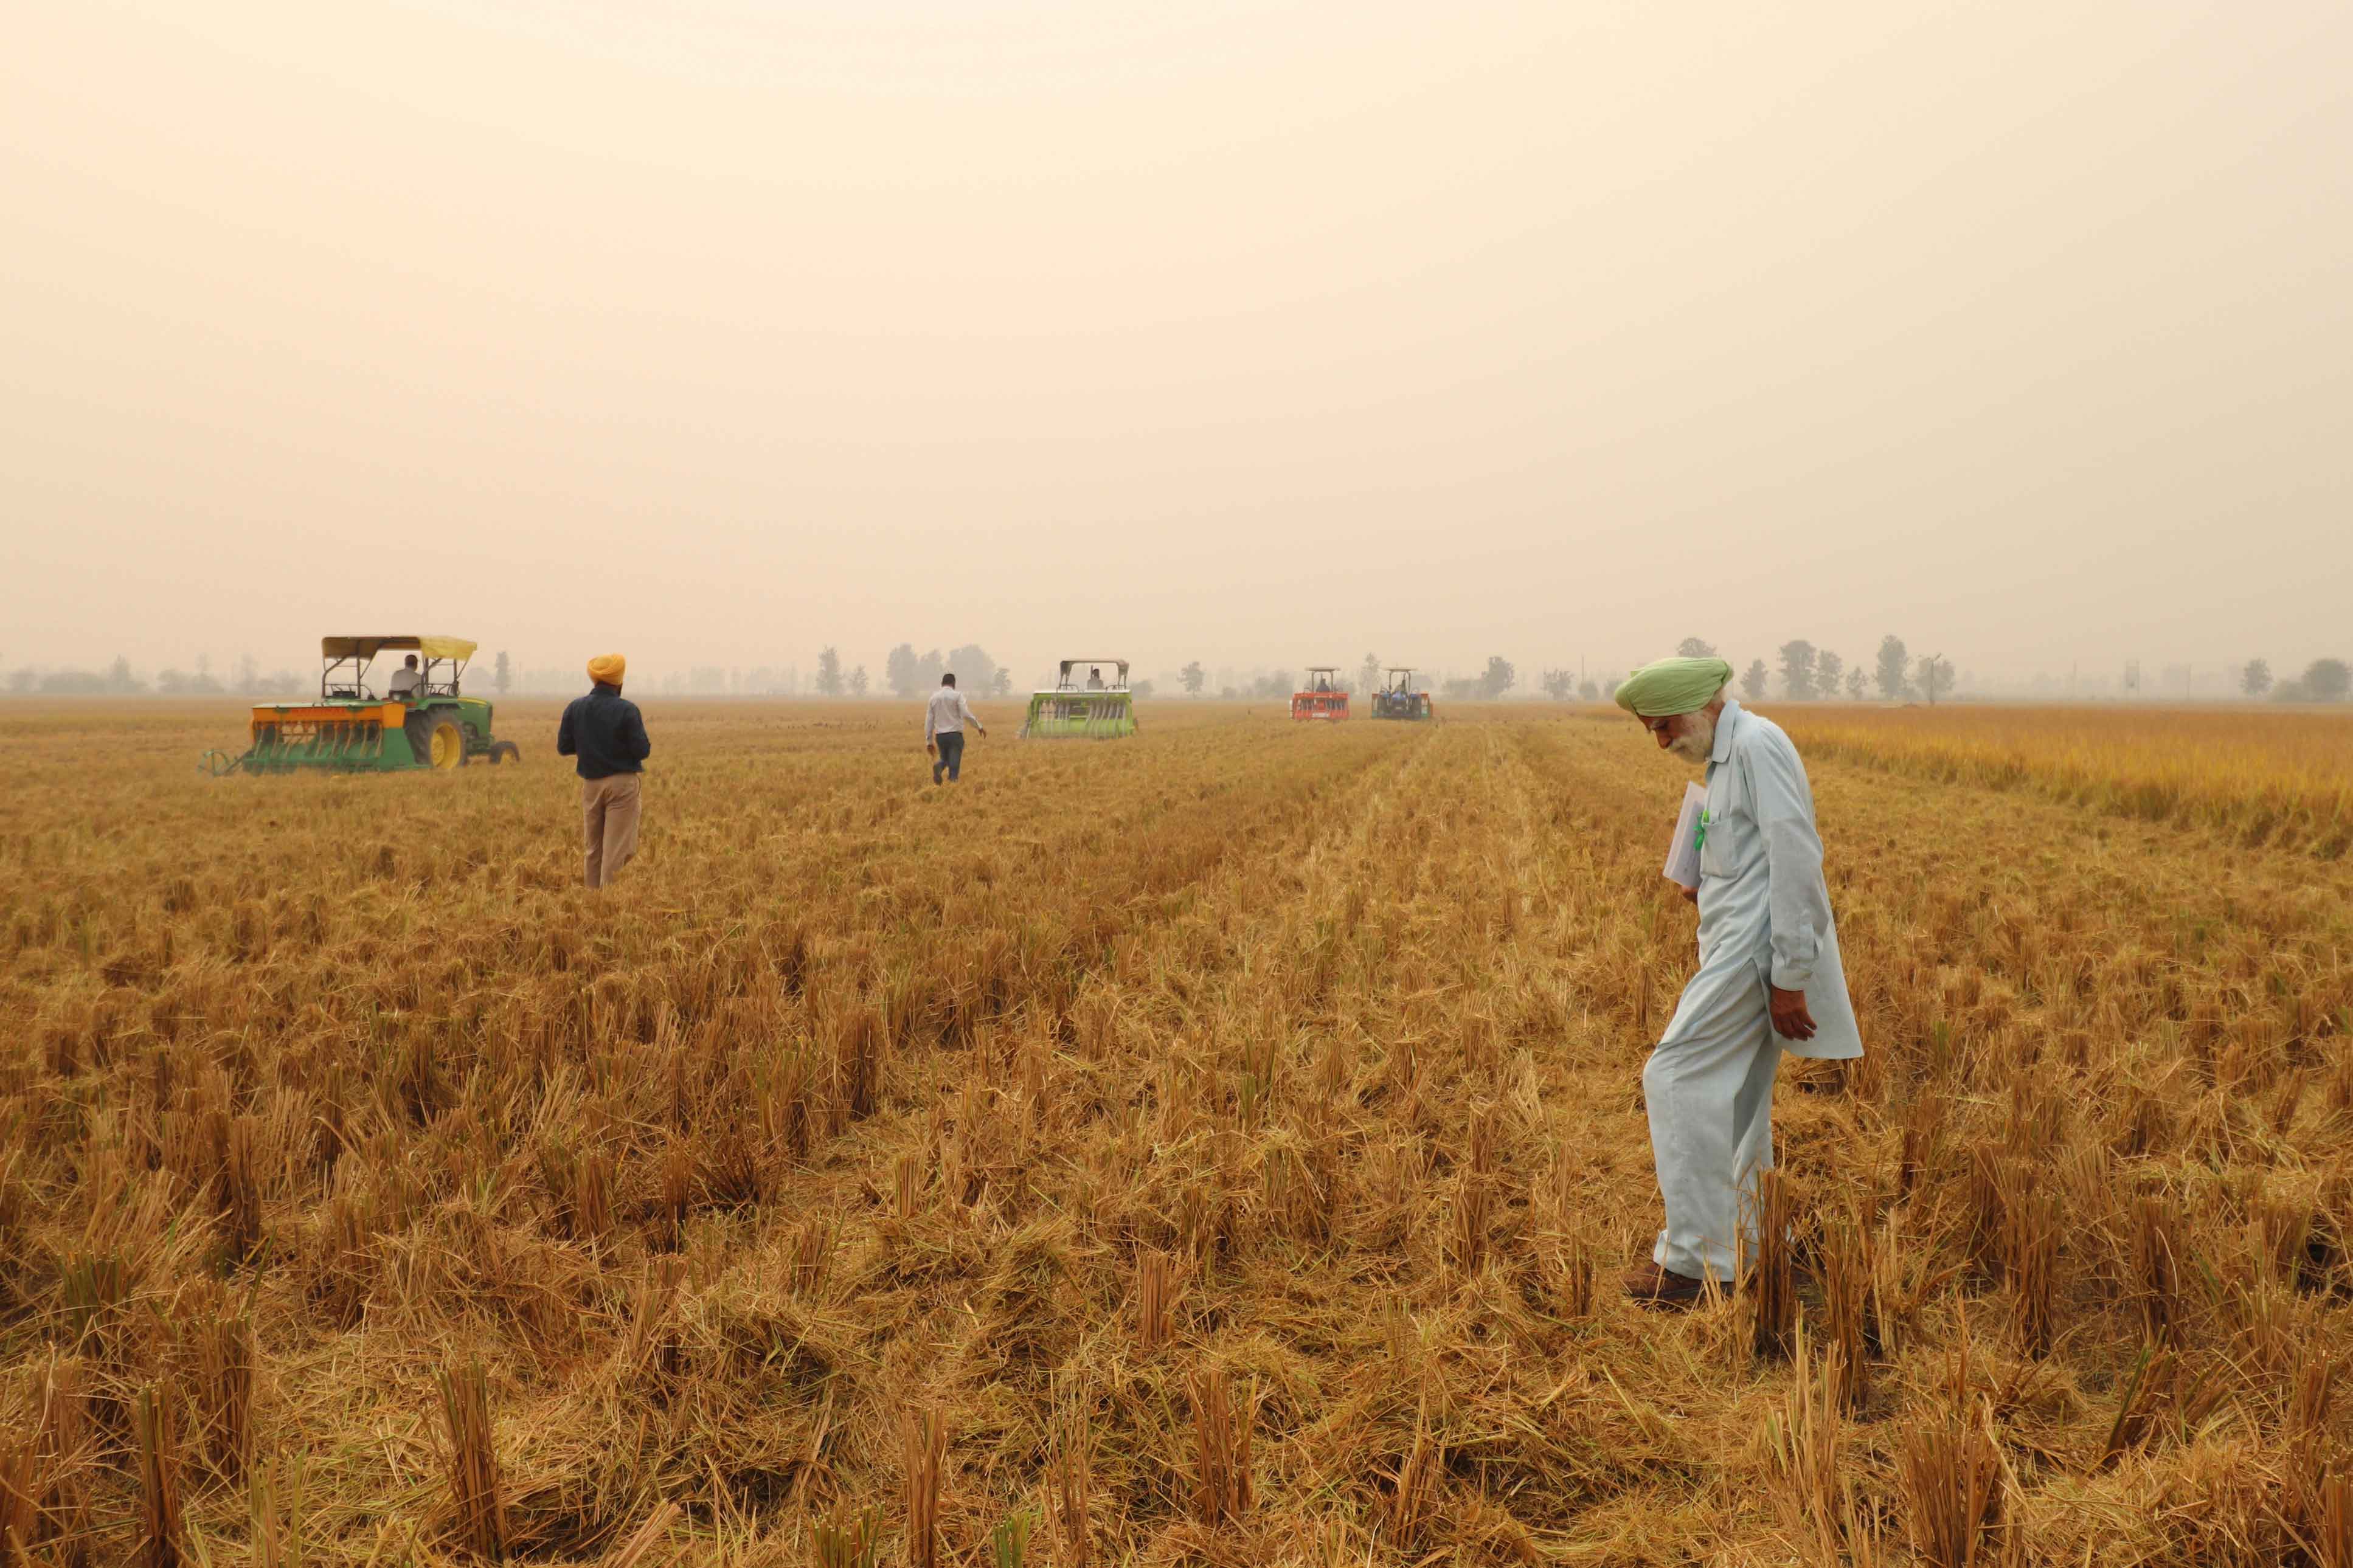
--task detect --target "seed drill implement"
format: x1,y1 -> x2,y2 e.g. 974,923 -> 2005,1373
1291,667 -> 1349,720
1019,658 -> 1138,739
201,635 -> 521,775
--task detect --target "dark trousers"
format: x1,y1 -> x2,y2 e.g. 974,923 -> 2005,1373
932,731 -> 965,782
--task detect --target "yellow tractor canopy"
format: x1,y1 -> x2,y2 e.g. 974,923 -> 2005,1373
199,633 -> 515,776
321,636 -> 477,663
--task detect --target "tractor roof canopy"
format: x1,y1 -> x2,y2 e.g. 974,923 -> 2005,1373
1049,659 -> 1129,690
322,636 -> 477,663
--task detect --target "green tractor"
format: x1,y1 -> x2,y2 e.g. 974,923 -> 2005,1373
1019,658 -> 1138,739
201,636 -> 521,775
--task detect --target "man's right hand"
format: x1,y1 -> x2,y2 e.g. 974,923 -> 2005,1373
1676,883 -> 1698,905
1769,986 -> 1818,1041
926,742 -> 936,755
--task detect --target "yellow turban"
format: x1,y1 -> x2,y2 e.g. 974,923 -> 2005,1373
587,653 -> 626,686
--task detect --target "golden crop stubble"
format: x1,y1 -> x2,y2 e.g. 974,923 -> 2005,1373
3,697 -> 2352,1564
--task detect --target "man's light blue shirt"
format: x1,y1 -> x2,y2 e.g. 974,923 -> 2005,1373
1685,698 -> 1863,1060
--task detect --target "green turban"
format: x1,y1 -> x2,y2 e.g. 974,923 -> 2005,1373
1614,657 -> 1733,717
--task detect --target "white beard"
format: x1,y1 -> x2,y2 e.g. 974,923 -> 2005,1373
1667,710 -> 1715,764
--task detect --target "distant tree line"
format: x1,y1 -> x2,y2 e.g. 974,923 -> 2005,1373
1752,635 -> 1949,703
1441,657 -> 1516,702
23,645 -> 2341,706
1537,640 -> 2352,707
803,644 -> 1010,698
1542,634 -> 1961,706
3,654 -> 310,697
2247,657 -> 2351,703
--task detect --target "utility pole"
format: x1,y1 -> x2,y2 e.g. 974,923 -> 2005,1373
1925,652 -> 1944,705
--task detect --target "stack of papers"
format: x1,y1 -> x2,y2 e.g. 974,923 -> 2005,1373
1663,781 -> 1706,889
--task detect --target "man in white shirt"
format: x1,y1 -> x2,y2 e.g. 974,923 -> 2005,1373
924,672 -> 986,784
387,655 -> 423,700
1613,656 -> 1862,1311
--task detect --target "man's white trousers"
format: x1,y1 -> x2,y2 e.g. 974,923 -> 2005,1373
1643,971 -> 1783,1284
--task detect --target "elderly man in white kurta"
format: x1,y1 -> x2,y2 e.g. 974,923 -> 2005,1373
1614,656 -> 1863,1310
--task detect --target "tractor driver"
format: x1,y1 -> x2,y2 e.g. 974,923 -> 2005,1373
1086,667 -> 1106,690
389,655 -> 423,700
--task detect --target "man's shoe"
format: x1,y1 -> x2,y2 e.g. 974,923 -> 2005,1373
1621,1260 -> 1710,1311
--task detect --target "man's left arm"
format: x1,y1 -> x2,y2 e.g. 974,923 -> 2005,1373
1751,732 -> 1832,1038
963,694 -> 985,736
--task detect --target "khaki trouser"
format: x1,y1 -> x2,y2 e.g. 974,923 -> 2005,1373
581,773 -> 643,889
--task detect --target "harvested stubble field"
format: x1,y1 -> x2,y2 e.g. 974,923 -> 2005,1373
2,697 -> 2351,1567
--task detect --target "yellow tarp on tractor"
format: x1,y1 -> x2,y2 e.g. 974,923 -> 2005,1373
321,635 -> 478,662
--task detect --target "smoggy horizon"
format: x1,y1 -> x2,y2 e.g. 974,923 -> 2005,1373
6,2 -> 2349,688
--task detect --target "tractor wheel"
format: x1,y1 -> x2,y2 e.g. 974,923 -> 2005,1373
406,707 -> 468,770
488,741 -> 520,764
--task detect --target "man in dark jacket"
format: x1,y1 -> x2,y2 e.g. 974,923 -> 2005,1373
556,653 -> 652,889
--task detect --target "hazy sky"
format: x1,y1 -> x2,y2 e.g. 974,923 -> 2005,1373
5,0 -> 2348,687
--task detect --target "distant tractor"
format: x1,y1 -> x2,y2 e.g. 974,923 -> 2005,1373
1368,667 -> 1435,722
202,636 -> 521,775
1019,659 -> 1138,739
1292,666 -> 1349,720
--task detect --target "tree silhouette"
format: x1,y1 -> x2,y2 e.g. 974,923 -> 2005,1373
1181,661 -> 1206,697
2240,658 -> 2271,698
944,644 -> 1001,696
1874,635 -> 1910,701
1815,649 -> 1843,700
1776,640 -> 1818,700
1741,659 -> 1769,701
1676,637 -> 1717,658
816,647 -> 844,697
